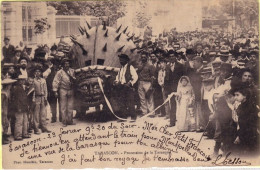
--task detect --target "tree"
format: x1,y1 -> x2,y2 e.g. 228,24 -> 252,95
34,18 -> 51,34
132,1 -> 152,29
219,0 -> 258,28
47,1 -> 126,26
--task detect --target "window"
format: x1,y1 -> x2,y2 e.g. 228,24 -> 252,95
85,60 -> 91,66
22,6 -> 26,22
56,18 -> 80,37
97,59 -> 105,65
27,6 -> 32,21
22,26 -> 27,41
28,26 -> 32,41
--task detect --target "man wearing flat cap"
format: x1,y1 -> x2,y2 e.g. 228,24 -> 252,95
114,54 -> 138,122
2,37 -> 15,63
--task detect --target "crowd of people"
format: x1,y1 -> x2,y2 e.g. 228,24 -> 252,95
1,26 -> 259,157
2,36 -> 75,143
130,27 -> 259,156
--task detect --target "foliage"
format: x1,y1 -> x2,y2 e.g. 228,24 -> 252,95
132,1 -> 152,28
34,18 -> 51,34
219,0 -> 258,17
47,1 -> 126,26
219,0 -> 258,26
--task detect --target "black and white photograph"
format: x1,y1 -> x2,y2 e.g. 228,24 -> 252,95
1,0 -> 259,168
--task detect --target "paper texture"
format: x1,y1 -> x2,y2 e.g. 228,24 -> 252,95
1,0 -> 259,169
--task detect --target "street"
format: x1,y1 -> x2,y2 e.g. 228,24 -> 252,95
3,106 -> 219,168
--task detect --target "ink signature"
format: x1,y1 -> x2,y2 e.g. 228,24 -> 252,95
212,152 -> 251,166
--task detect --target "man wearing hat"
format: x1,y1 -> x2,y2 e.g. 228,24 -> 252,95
184,49 -> 195,73
43,58 -> 60,123
201,74 -> 215,139
156,57 -> 171,119
207,51 -> 217,65
114,54 -> 138,121
2,63 -> 17,79
33,65 -> 51,134
219,46 -> 232,63
16,57 -> 29,79
188,56 -> 205,132
11,48 -> 22,65
195,43 -> 203,57
53,57 -> 76,127
137,52 -> 156,116
12,75 -> 31,140
2,78 -> 17,144
2,37 -> 15,63
168,52 -> 185,126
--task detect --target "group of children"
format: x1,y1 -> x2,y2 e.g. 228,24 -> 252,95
2,65 -> 51,144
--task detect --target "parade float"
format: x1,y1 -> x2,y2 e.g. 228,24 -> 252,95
69,21 -> 139,117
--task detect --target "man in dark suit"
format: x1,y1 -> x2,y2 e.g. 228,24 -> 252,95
187,56 -> 204,132
2,37 -> 15,63
13,75 -> 31,140
16,57 -> 29,78
168,53 -> 185,126
43,58 -> 59,123
156,57 -> 171,118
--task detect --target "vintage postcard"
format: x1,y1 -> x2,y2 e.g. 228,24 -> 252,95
1,0 -> 260,169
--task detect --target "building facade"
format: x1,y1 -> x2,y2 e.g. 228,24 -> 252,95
1,1 -> 56,47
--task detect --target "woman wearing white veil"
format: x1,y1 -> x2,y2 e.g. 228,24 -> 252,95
176,76 -> 196,131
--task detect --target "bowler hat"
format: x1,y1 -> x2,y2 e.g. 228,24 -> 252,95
118,54 -> 130,61
4,37 -> 10,41
32,65 -> 43,72
18,57 -> 28,63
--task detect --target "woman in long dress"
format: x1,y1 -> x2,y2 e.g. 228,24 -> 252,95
176,76 -> 195,131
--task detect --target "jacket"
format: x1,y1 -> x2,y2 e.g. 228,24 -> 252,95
53,68 -> 75,91
12,84 -> 28,113
2,45 -> 15,63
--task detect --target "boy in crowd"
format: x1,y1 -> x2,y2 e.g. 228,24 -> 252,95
13,75 -> 31,140
33,66 -> 51,134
